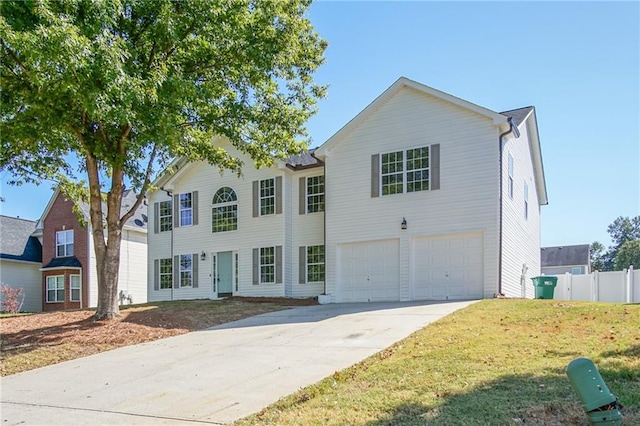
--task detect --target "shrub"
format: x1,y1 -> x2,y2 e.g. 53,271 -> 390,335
0,284 -> 25,314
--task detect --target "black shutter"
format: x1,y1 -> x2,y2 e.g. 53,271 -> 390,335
371,154 -> 380,197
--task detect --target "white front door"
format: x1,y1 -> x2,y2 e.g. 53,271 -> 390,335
338,239 -> 400,303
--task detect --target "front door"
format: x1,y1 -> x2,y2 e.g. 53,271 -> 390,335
217,251 -> 233,297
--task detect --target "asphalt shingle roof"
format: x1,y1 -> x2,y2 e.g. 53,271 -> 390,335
541,245 -> 590,267
285,149 -> 323,170
42,256 -> 83,269
0,216 -> 42,262
500,106 -> 534,127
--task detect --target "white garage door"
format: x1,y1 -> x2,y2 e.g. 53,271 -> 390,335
413,232 -> 483,300
338,239 -> 400,303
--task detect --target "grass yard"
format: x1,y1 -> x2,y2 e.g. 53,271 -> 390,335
236,299 -> 639,426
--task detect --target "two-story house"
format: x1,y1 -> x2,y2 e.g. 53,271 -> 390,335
147,77 -> 547,303
34,189 -> 148,311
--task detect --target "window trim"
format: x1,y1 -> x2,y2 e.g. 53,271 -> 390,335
159,258 -> 173,289
379,145 -> 431,196
211,187 -> 238,233
179,254 -> 193,287
259,178 -> 276,216
259,247 -> 276,284
70,274 -> 81,302
507,153 -> 514,199
159,200 -> 173,232
306,245 -> 325,283
524,182 -> 529,219
306,175 -> 325,214
55,229 -> 74,257
46,275 -> 65,303
179,193 -> 193,227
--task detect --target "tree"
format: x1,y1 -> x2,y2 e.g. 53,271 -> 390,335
614,240 -> 640,270
589,241 -> 607,272
590,216 -> 640,271
1,0 -> 326,319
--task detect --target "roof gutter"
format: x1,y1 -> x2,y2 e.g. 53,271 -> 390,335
497,117 -> 519,296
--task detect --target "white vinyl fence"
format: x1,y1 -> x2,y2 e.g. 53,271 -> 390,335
553,266 -> 640,303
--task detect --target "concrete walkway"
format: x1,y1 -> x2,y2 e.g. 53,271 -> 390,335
1,300 -> 477,425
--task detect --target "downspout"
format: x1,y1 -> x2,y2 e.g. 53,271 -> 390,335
497,117 -> 518,296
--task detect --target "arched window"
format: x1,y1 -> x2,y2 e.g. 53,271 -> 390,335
211,187 -> 238,232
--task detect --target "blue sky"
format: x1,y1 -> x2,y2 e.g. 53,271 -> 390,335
1,1 -> 638,249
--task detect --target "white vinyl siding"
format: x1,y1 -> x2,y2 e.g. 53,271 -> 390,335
501,118 -> 542,298
147,139 -> 288,301
0,261 -> 42,312
507,153 -> 514,199
323,85 -> 500,300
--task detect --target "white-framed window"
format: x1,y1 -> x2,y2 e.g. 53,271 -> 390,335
70,275 -> 81,302
212,187 -> 238,232
572,267 -> 583,275
46,275 -> 65,302
306,176 -> 324,213
306,245 -> 325,282
381,150 -> 404,195
524,182 -> 529,219
159,200 -> 172,232
381,146 -> 430,195
56,229 -> 74,257
259,178 -> 275,216
160,258 -> 173,289
508,153 -> 514,199
179,193 -> 193,226
179,254 -> 193,287
260,247 -> 275,283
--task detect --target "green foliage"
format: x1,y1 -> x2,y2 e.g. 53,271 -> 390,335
615,240 -> 640,270
0,0 -> 326,318
591,216 -> 640,271
1,0 -> 327,187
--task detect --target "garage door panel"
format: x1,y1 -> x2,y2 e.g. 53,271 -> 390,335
338,239 -> 400,303
413,232 -> 483,300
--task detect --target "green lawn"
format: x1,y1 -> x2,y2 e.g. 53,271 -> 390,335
235,299 -> 639,425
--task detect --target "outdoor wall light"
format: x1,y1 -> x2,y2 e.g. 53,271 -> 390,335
401,218 -> 407,230
201,251 -> 206,261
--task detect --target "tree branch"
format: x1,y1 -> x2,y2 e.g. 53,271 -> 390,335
1,40 -> 30,77
119,143 -> 158,229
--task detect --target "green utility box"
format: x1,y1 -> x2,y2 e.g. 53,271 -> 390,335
566,357 -> 622,425
531,276 -> 557,299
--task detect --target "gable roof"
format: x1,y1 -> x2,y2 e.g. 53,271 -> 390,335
315,77 -> 548,206
37,189 -> 148,233
0,216 -> 42,262
541,245 -> 590,267
315,77 -> 510,158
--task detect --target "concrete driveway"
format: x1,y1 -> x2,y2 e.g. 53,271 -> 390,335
1,300 -> 477,425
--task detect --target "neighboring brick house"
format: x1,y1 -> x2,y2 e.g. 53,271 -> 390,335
33,189 -> 148,312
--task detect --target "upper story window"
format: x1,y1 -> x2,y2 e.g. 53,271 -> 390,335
508,153 -> 514,199
524,182 -> 529,219
159,200 -> 172,232
212,187 -> 238,233
56,229 -> 74,257
260,178 -> 275,216
307,176 -> 324,213
179,193 -> 193,226
380,146 -> 431,196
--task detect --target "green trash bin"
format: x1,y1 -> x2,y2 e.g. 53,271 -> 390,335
531,276 -> 557,299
